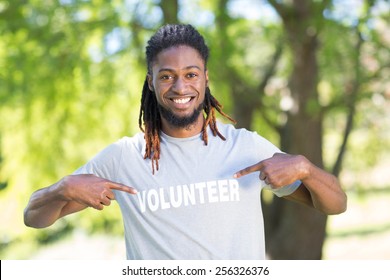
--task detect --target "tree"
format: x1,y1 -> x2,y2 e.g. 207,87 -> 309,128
263,0 -> 329,260
264,0 -> 389,259
0,0 -> 152,252
209,0 -> 390,259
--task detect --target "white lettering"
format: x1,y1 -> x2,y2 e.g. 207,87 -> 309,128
218,179 -> 229,202
169,185 -> 182,208
229,179 -> 240,201
194,182 -> 207,204
183,184 -> 196,206
137,179 -> 241,213
207,181 -> 218,203
137,191 -> 147,213
159,187 -> 170,210
147,189 -> 159,211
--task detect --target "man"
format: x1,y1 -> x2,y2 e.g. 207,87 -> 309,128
24,24 -> 347,259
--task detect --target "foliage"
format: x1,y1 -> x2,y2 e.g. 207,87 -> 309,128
0,0 -> 150,256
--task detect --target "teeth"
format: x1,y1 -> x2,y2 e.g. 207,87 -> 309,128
172,98 -> 191,104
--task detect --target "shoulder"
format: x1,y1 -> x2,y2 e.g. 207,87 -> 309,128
115,132 -> 145,148
216,121 -> 281,154
73,132 -> 145,176
216,121 -> 246,136
92,132 -> 145,160
217,121 -> 268,143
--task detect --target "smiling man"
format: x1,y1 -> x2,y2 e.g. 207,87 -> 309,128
148,45 -> 207,135
24,24 -> 347,260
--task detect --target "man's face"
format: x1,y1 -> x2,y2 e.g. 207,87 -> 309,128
147,45 -> 208,129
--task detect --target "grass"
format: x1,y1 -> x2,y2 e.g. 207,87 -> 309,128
323,190 -> 390,259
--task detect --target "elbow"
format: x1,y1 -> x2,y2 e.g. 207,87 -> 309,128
23,208 -> 33,227
323,193 -> 348,215
326,206 -> 346,215
336,192 -> 348,214
23,208 -> 37,228
23,208 -> 52,229
24,219 -> 52,229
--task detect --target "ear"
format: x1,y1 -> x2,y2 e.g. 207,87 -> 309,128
147,74 -> 154,92
205,69 -> 209,87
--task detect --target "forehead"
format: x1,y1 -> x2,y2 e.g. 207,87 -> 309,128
152,45 -> 205,70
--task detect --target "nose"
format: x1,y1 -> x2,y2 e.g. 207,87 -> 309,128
171,77 -> 186,94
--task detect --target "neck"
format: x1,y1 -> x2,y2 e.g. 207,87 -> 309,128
161,114 -> 205,138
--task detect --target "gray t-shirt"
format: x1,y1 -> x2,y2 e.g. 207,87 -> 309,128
74,122 -> 300,259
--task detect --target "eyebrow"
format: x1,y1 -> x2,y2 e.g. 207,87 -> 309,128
158,65 -> 202,73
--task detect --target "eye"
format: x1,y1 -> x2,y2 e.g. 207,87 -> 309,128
160,74 -> 173,81
186,72 -> 198,79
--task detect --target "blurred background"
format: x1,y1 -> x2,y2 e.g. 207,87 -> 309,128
0,0 -> 389,260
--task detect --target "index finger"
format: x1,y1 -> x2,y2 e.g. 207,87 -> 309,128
234,161 -> 264,178
106,182 -> 137,195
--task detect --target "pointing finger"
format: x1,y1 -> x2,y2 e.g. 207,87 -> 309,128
106,182 -> 137,195
234,162 -> 264,178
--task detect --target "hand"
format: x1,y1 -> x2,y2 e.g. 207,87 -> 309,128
59,174 -> 137,210
234,153 -> 310,188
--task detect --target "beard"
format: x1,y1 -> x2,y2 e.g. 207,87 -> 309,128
158,102 -> 204,129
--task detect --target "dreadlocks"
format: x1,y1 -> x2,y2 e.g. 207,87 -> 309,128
138,24 -> 235,173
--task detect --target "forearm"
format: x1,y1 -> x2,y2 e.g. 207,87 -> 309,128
24,180 -> 73,228
301,163 -> 347,215
236,152 -> 347,214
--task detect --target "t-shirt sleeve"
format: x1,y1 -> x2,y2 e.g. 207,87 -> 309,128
266,180 -> 301,197
72,139 -> 124,181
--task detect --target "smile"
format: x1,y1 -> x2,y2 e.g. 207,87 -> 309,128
171,97 -> 192,104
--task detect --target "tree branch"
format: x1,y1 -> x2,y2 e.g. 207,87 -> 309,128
332,29 -> 363,177
256,37 -> 285,131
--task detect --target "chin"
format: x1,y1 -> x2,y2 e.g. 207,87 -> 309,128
159,104 -> 203,129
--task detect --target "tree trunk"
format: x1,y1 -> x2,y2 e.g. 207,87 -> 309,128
160,0 -> 179,24
264,0 -> 329,259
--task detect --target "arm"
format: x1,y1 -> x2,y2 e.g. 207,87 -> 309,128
24,179 -> 85,228
234,153 -> 347,215
24,174 -> 137,228
284,158 -> 347,214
